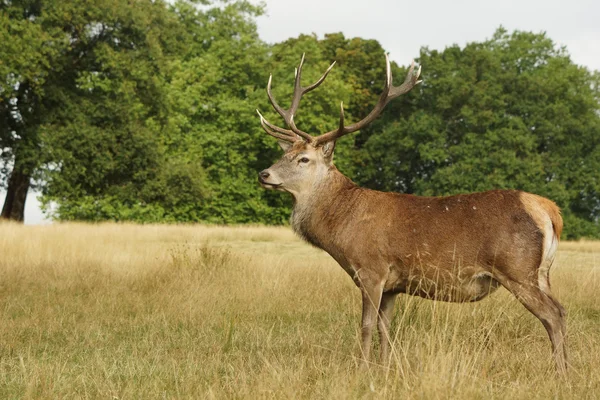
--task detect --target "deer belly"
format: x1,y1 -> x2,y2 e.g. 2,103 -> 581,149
385,265 -> 500,303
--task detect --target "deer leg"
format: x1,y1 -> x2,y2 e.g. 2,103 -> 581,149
378,292 -> 397,364
357,273 -> 384,367
498,277 -> 568,376
539,274 -> 569,367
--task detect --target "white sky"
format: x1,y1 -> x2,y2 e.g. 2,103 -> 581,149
257,0 -> 600,71
2,0 -> 599,224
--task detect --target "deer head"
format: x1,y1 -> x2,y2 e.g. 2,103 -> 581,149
257,53 -> 422,197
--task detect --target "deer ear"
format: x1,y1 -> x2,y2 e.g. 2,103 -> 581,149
321,140 -> 336,159
278,140 -> 293,152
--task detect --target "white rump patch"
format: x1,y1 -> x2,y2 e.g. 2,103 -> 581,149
538,213 -> 558,293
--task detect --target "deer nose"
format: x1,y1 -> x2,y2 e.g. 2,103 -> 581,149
259,170 -> 270,180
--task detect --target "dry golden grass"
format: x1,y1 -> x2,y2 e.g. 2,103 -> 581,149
1,221 -> 599,399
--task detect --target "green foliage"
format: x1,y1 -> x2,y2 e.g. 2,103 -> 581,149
2,1 -> 599,238
1,0 -> 206,221
163,1 -> 288,224
0,0 -> 63,184
35,0 -> 216,223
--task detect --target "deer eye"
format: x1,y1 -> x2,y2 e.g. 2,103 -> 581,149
299,157 -> 310,163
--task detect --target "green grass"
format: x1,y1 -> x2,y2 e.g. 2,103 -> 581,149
0,222 -> 599,398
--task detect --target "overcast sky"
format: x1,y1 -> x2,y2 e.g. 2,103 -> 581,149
3,0 -> 599,224
257,0 -> 600,71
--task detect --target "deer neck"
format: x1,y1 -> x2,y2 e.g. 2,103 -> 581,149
290,167 -> 358,250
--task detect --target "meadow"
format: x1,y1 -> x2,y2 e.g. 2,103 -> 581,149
1,222 -> 599,399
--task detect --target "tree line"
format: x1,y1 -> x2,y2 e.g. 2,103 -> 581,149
1,0 -> 599,238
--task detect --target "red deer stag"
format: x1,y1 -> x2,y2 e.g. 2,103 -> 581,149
256,54 -> 567,375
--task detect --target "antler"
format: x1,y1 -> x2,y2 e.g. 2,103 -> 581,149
257,53 -> 421,145
257,53 -> 336,143
313,55 -> 421,146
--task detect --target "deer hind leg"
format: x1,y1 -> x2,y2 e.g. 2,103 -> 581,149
496,275 -> 567,376
538,265 -> 568,367
378,292 -> 397,364
536,229 -> 568,372
356,271 -> 385,367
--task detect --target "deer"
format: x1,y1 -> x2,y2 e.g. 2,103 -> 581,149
256,54 -> 567,375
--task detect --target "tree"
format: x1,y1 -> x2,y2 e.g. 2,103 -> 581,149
160,30 -> 389,223
163,0 -> 282,223
1,0 -> 62,220
28,0 -> 280,223
1,0 -> 194,222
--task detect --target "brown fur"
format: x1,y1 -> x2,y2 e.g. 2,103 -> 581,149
293,169 -> 543,302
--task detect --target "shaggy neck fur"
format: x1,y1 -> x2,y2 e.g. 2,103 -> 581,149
290,167 -> 361,251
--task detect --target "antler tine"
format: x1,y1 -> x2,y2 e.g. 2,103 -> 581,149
290,54 -> 336,108
256,110 -> 298,142
313,54 -> 422,146
264,54 -> 337,143
338,101 -> 345,131
266,68 -> 314,143
389,60 -> 422,98
266,74 -> 287,121
257,110 -> 298,137
291,53 -> 306,106
304,60 -> 336,93
287,114 -> 309,142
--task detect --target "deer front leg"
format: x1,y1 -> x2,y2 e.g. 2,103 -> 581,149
378,292 -> 397,363
357,272 -> 385,367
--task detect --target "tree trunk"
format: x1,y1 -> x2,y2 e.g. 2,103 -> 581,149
1,168 -> 30,222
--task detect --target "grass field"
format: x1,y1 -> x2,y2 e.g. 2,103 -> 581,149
1,222 -> 599,399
